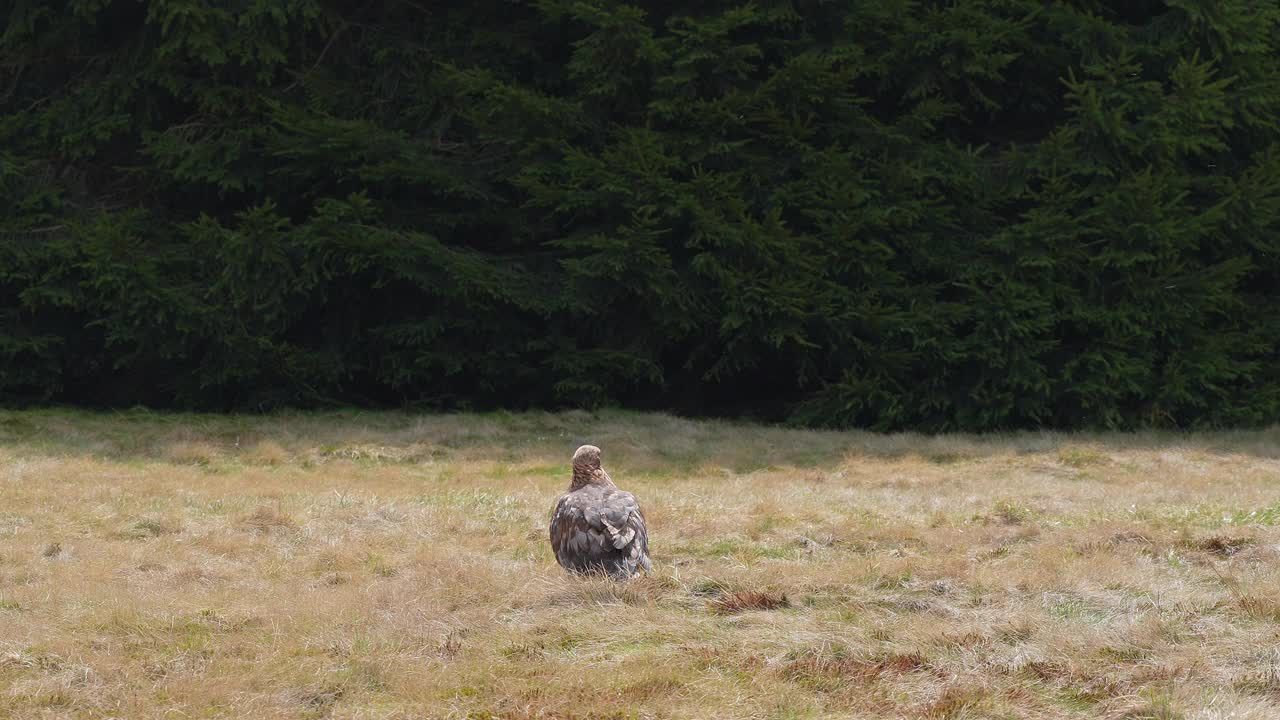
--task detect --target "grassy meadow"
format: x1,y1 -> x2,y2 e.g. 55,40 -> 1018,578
1,409 -> 1279,719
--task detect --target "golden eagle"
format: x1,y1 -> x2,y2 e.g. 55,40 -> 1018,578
549,445 -> 651,579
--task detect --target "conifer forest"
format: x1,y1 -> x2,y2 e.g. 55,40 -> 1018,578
3,1 -> 1279,430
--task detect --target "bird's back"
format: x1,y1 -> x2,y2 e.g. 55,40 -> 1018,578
550,483 -> 651,579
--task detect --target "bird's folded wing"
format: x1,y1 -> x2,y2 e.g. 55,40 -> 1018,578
550,491 -> 647,558
600,491 -> 642,549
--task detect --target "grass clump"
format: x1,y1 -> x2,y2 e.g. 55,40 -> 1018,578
709,589 -> 790,615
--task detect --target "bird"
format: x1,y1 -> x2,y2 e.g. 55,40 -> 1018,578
549,444 -> 651,580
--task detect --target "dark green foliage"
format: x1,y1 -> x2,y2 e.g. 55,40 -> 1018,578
2,0 -> 1278,429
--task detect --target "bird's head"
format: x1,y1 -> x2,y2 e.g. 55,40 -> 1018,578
571,444 -> 602,470
569,445 -> 612,490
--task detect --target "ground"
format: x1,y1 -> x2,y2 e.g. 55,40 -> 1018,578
1,409 -> 1278,719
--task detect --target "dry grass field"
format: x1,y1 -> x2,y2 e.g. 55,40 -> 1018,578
1,410 -> 1279,719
